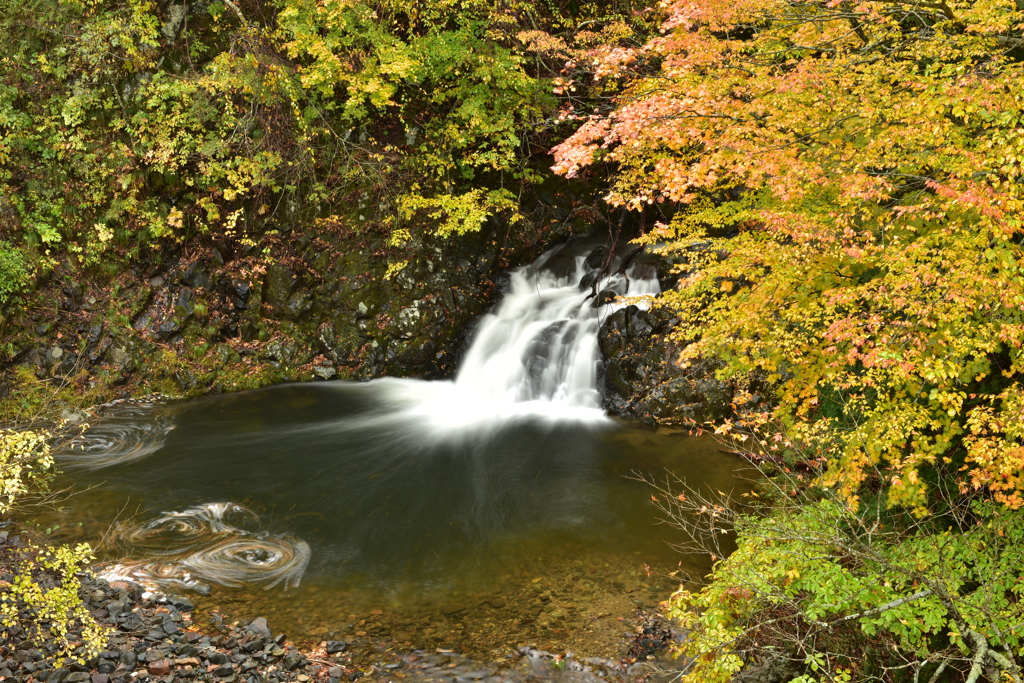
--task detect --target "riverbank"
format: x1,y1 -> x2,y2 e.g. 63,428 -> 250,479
0,519 -> 685,683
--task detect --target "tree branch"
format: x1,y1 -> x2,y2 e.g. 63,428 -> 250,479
828,589 -> 934,626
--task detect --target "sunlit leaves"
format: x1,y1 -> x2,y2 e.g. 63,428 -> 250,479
554,0 -> 1024,509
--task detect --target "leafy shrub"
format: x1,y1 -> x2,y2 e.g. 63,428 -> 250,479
0,429 -> 108,662
0,429 -> 53,514
1,542 -> 107,666
0,241 -> 27,304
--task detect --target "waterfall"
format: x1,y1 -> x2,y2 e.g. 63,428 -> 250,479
454,246 -> 661,411
53,241 -> 670,598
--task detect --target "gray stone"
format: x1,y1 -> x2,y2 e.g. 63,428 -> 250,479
247,617 -> 272,639
107,346 -> 135,372
315,323 -> 336,355
175,287 -> 195,318
228,279 -> 251,309
284,291 -> 313,320
262,264 -> 295,310
46,668 -> 69,683
282,654 -> 305,671
45,346 -> 64,367
181,261 -> 212,289
312,365 -> 337,380
167,595 -> 195,612
208,652 -> 230,665
155,319 -> 181,341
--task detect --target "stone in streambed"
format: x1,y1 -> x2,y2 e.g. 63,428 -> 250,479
325,641 -> 347,654
46,669 -> 69,683
167,595 -> 195,611
282,654 -> 306,671
248,616 -> 273,639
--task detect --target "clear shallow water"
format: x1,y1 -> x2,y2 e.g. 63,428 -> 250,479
42,242 -> 753,656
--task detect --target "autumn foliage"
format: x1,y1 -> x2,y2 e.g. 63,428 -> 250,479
554,0 -> 1024,511
554,0 -> 1024,678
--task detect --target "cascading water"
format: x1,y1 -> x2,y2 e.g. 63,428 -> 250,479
45,241 -> 736,608
455,249 -> 660,412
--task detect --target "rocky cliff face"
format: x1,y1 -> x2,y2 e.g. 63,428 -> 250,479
2,219 -> 738,430
0,216 -> 569,410
597,303 -> 733,426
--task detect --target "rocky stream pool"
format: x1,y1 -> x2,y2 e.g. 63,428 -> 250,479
38,242 -> 754,671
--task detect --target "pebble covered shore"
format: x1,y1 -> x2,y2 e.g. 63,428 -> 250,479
1,528 -> 680,683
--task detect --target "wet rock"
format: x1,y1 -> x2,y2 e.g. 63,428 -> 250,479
45,346 -> 65,369
599,304 -> 733,423
263,264 -> 296,310
284,291 -> 313,321
282,654 -> 306,671
594,289 -> 617,306
247,617 -> 272,639
228,279 -> 251,309
181,262 -> 212,290
325,641 -> 347,655
147,659 -> 171,676
161,617 -> 180,636
154,319 -> 181,341
106,346 -> 136,373
261,340 -> 296,365
54,351 -> 79,377
315,323 -> 337,356
167,595 -> 195,612
86,323 -> 104,345
62,282 -> 87,311
585,246 -> 608,270
174,287 -> 195,318
578,270 -> 600,291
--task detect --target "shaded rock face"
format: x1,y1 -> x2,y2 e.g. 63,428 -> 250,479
1,217 -> 564,400
598,304 -> 732,425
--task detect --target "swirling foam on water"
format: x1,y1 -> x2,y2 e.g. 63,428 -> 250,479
53,399 -> 175,469
98,502 -> 310,595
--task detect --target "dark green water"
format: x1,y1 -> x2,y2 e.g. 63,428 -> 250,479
45,380 -> 751,656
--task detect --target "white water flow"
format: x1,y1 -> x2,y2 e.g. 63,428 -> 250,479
455,251 -> 660,412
